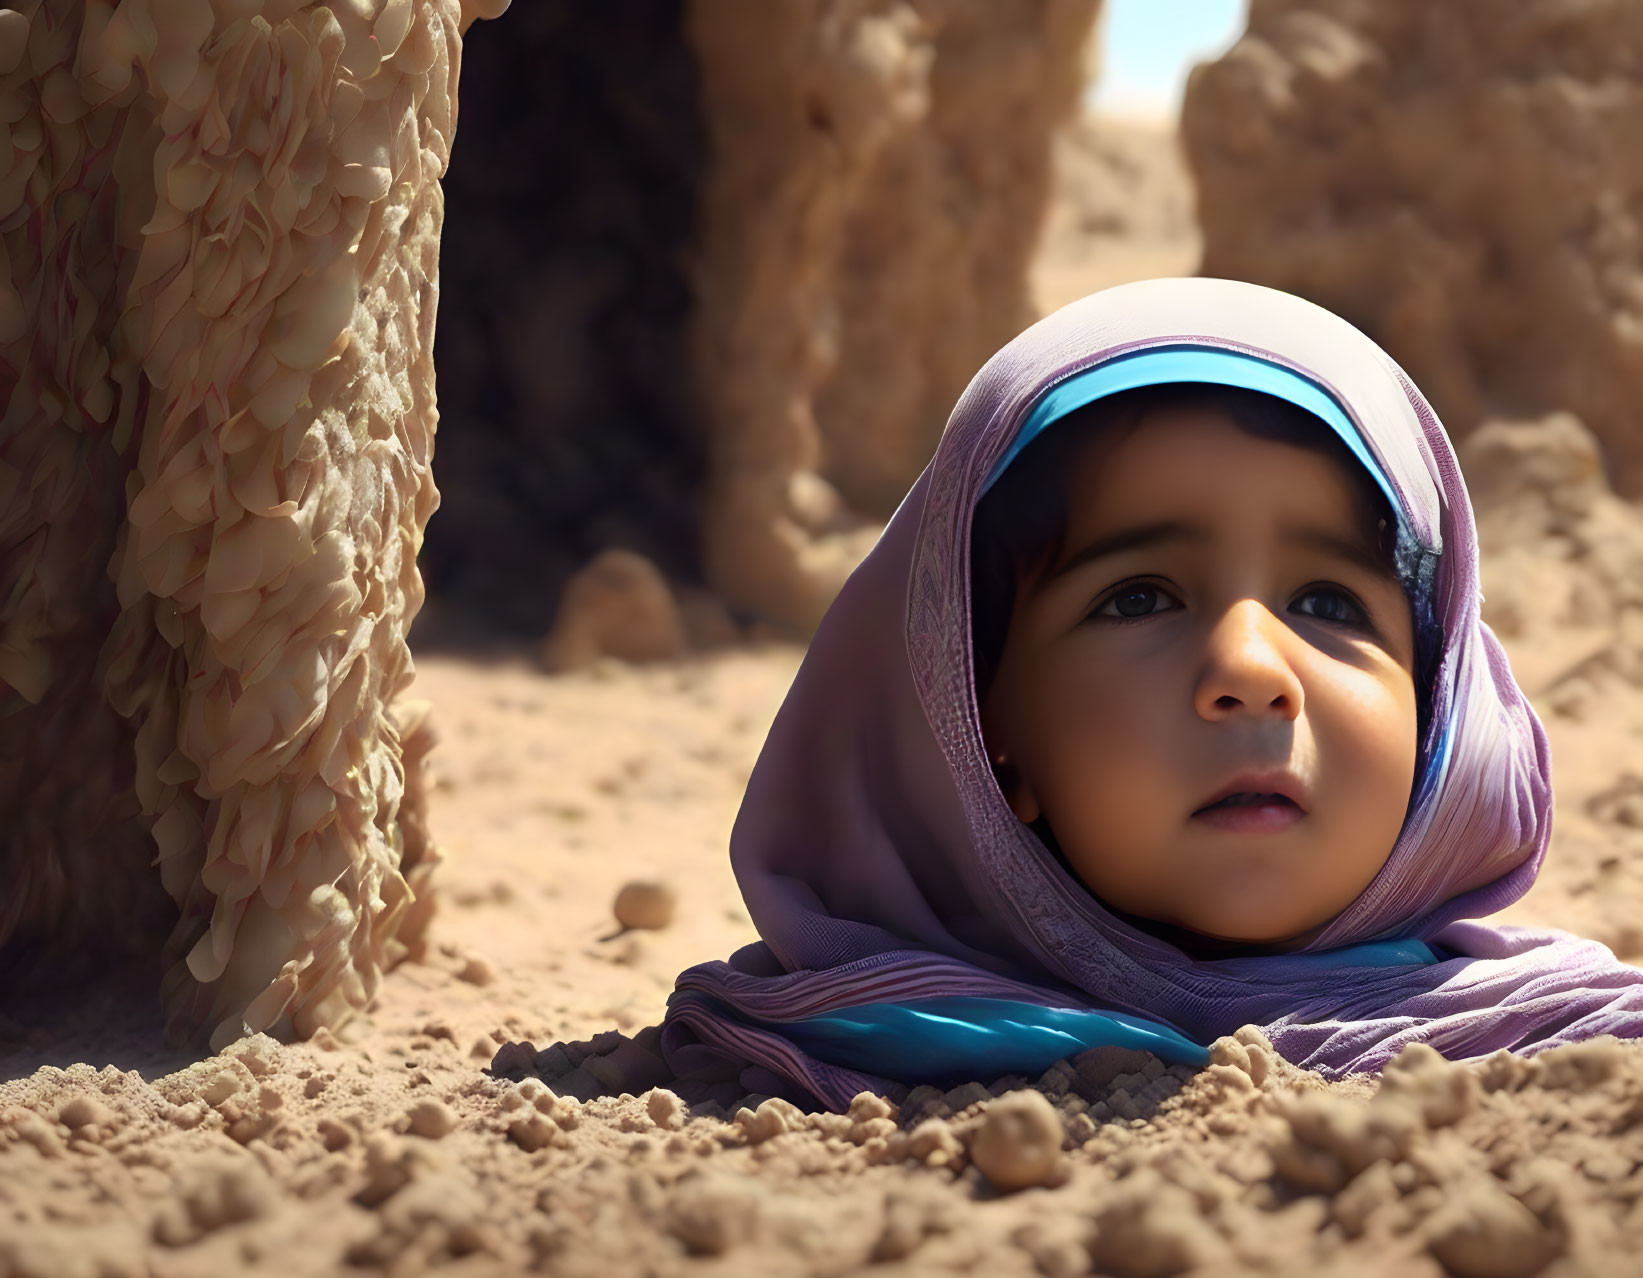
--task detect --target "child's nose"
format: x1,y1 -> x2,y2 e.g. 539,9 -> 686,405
1193,599 -> 1304,722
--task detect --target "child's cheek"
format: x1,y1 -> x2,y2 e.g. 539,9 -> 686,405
1312,666 -> 1419,792
1038,660 -> 1162,783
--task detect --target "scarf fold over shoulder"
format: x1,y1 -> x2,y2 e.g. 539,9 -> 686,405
650,278 -> 1643,1111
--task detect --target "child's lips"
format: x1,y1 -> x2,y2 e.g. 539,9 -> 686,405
1194,770 -> 1309,815
1191,795 -> 1305,834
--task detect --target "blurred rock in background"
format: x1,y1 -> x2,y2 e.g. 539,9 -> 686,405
423,2 -> 707,641
1031,113 -> 1199,314
1183,0 -> 1643,496
1466,412 -> 1643,956
425,0 -> 1102,641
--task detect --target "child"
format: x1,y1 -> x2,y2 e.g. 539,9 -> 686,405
654,277 -> 1643,1112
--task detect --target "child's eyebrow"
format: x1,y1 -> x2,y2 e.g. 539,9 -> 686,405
1283,523 -> 1398,581
1050,521 -> 1205,581
1049,519 -> 1395,583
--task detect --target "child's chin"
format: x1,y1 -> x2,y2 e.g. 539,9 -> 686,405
1119,907 -> 1316,957
1191,894 -> 1340,945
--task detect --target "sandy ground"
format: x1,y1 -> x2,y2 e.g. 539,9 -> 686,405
8,118 -> 1643,1277
5,628 -> 1643,1278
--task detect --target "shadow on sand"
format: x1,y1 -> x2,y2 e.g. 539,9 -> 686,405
484,1023 -> 1193,1131
0,945 -> 206,1085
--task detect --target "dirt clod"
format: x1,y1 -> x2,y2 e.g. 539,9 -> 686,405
612,879 -> 678,930
1426,1179 -> 1562,1278
969,1091 -> 1065,1192
666,1175 -> 762,1256
457,953 -> 498,986
646,1087 -> 686,1130
406,1099 -> 458,1139
57,1095 -> 115,1132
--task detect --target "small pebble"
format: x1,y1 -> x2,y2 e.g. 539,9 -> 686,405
198,1070 -> 243,1106
457,954 -> 497,986
969,1091 -> 1065,1193
58,1096 -> 116,1132
647,1088 -> 686,1131
848,1092 -> 895,1122
907,1117 -> 963,1166
406,1099 -> 458,1139
735,1096 -> 803,1145
613,880 -> 678,931
508,1114 -> 559,1153
309,1026 -> 342,1052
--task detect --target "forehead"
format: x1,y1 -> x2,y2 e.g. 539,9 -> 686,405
1062,402 -> 1386,535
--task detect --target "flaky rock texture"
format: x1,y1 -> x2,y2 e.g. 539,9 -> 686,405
688,0 -> 1099,632
1182,0 -> 1643,495
0,0 -> 505,1051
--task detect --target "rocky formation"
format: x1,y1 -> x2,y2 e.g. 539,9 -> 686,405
1462,413 -> 1643,956
424,0 -> 1100,641
690,0 -> 1099,632
0,0 -> 505,1050
1182,0 -> 1643,496
2,0 -> 1096,1047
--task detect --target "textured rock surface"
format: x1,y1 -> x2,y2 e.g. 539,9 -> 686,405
1182,0 -> 1643,496
688,0 -> 1099,632
0,0 -> 506,1050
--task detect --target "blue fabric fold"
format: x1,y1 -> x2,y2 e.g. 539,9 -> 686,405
783,997 -> 1209,1080
778,939 -> 1438,1083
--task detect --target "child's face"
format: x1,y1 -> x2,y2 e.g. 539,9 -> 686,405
979,403 -> 1419,949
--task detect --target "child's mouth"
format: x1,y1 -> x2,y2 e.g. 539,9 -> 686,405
1192,793 -> 1303,833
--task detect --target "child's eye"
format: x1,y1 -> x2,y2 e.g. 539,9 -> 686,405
1291,586 -> 1368,627
1088,582 -> 1369,628
1089,582 -> 1178,623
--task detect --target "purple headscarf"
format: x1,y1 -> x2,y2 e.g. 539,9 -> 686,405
660,278 -> 1643,1110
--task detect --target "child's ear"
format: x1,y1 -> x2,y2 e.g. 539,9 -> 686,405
990,753 -> 1042,825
